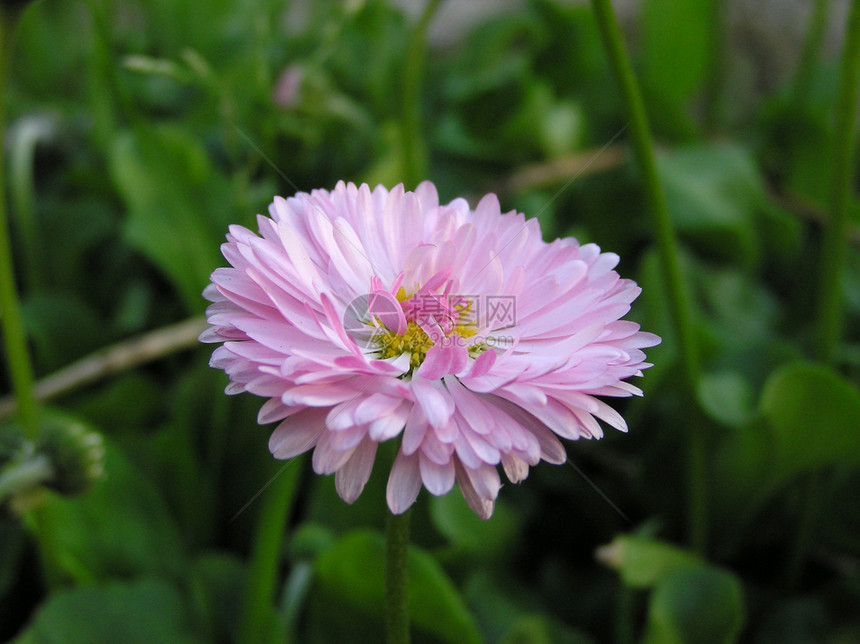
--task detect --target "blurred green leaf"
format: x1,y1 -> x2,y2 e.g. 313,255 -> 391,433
74,373 -> 163,431
289,522 -> 337,562
697,371 -> 754,428
429,492 -> 521,561
308,529 -> 481,644
22,293 -> 104,372
641,0 -> 716,134
442,13 -> 541,103
501,613 -> 595,644
759,82 -> 838,209
760,361 -> 860,486
658,144 -> 764,265
13,578 -> 202,644
327,0 -> 408,116
38,196 -> 117,296
462,571 -> 523,643
711,416 -> 775,523
714,361 -> 860,544
643,567 -> 744,644
597,535 -> 701,589
125,422 -> 214,549
362,121 -> 407,188
109,125 -> 227,311
538,99 -> 585,159
188,553 -> 247,644
35,434 -> 184,582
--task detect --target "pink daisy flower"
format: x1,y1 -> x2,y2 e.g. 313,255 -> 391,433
201,181 -> 659,519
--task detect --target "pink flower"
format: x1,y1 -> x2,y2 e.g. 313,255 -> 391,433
201,182 -> 659,518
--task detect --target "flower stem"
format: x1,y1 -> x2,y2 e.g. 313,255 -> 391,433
386,509 -> 411,644
400,0 -> 443,189
0,6 -> 40,440
814,0 -> 860,363
588,0 -> 705,552
0,452 -> 52,505
237,458 -> 304,644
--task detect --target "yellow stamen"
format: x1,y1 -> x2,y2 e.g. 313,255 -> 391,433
376,321 -> 435,368
373,291 -> 487,373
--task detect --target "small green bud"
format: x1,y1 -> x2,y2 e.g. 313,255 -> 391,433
38,419 -> 105,496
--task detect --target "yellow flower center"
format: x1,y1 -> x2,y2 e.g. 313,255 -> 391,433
372,290 -> 482,370
376,321 -> 436,368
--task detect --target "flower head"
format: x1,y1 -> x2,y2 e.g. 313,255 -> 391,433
201,182 -> 659,518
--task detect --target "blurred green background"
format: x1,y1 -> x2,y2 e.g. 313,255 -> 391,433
1,0 -> 860,642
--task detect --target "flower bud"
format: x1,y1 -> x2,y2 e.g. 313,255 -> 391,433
38,418 -> 105,496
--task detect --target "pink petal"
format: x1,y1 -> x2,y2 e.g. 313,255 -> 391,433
335,438 -> 378,504
454,461 -> 495,520
312,431 -> 359,475
502,453 -> 529,483
401,404 -> 428,455
386,451 -> 422,515
368,401 -> 410,441
257,398 -> 294,424
411,377 -> 455,429
416,345 -> 452,380
269,408 -> 328,459
419,454 -> 455,495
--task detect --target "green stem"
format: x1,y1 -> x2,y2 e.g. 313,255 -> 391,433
400,0 -> 443,189
237,459 -> 304,644
0,452 -> 52,504
815,0 -> 860,363
386,509 -> 411,644
589,0 -> 706,552
0,6 -> 39,439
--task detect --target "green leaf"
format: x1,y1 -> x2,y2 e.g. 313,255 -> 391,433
14,578 -> 202,644
760,361 -> 860,486
429,492 -> 521,560
501,613 -> 596,644
711,417 -> 775,522
109,125 -> 227,311
308,529 -> 481,644
658,143 -> 765,265
22,293 -> 104,372
643,567 -> 744,644
35,433 -> 184,583
537,99 -> 585,159
188,553 -> 247,644
640,0 -> 716,132
596,535 -> 701,589
697,371 -> 754,428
